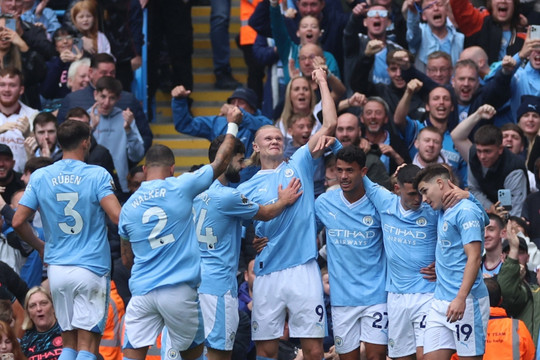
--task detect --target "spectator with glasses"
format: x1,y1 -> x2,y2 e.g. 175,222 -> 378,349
343,3 -> 403,94
402,0 -> 463,73
40,27 -> 84,111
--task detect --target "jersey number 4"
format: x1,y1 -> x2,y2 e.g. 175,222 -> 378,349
142,206 -> 175,249
196,209 -> 218,250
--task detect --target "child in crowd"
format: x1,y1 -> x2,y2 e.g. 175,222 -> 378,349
71,0 -> 111,56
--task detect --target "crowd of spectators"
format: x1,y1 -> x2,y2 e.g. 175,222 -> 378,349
0,0 -> 540,359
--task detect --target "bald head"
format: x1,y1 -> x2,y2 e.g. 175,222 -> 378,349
336,113 -> 361,146
459,46 -> 489,77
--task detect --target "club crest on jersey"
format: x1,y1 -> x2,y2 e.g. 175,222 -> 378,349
285,169 -> 294,178
168,349 -> 179,359
442,221 -> 448,232
252,321 -> 259,332
334,336 -> 343,347
416,217 -> 427,226
363,216 -> 373,226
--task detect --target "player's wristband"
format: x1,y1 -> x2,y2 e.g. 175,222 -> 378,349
227,123 -> 238,137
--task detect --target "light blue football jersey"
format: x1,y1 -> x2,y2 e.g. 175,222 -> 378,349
118,165 -> 214,296
435,199 -> 488,301
19,159 -> 114,276
194,180 -> 259,296
237,145 -> 317,276
363,176 -> 437,294
315,189 -> 387,307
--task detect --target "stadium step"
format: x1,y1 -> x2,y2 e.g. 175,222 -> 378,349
152,0 -> 246,174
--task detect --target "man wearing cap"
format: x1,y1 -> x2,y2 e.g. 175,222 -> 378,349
171,85 -> 272,158
516,95 -> 540,172
0,144 -> 25,203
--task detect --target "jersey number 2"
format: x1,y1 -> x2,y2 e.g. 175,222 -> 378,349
57,192 -> 83,235
142,206 -> 175,249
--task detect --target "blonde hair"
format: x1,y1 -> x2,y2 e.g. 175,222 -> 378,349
246,125 -> 280,167
277,76 -> 315,128
71,0 -> 99,52
22,286 -> 54,331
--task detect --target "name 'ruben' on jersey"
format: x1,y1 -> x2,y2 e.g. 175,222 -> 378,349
363,176 -> 437,294
237,145 -> 317,276
119,165 -> 215,296
19,159 -> 114,277
194,180 -> 260,296
435,199 -> 488,302
315,189 -> 387,307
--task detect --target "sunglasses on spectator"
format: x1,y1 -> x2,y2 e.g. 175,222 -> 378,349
366,9 -> 388,18
55,35 -> 73,42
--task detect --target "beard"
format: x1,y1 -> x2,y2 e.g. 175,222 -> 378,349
0,96 -> 19,108
0,169 -> 13,184
225,165 -> 241,183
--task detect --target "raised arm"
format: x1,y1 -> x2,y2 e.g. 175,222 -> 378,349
449,0 -> 486,37
269,2 -> 293,80
450,104 -> 496,162
404,0 -> 422,53
210,106 -> 243,180
337,92 -> 367,113
171,86 -> 216,140
349,40 -> 385,95
312,55 -> 346,103
498,223 -> 530,316
478,56 -> 515,112
308,68 -> 338,156
395,79 -> 423,132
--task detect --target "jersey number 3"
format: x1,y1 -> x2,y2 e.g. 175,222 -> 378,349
142,206 -> 175,249
57,192 -> 83,235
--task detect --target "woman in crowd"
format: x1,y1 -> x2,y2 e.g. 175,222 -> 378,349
20,287 -> 62,360
0,320 -> 26,360
40,27 -> 83,111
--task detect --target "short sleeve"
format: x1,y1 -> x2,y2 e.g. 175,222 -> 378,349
177,164 -> 214,199
95,167 -> 115,202
218,188 -> 260,220
18,173 -> 40,211
457,205 -> 484,246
